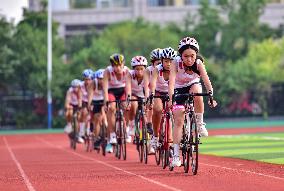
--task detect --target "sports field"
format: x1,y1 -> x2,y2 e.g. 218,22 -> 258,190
200,132 -> 284,164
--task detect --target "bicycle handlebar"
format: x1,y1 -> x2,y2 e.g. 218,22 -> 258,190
173,92 -> 213,105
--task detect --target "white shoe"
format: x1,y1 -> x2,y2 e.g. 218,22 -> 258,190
77,136 -> 85,144
171,156 -> 181,167
106,144 -> 113,153
126,135 -> 132,143
150,136 -> 158,150
148,146 -> 155,154
129,121 -> 135,136
198,123 -> 208,137
109,132 -> 117,144
64,124 -> 72,134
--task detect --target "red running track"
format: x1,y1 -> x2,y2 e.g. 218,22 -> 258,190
0,133 -> 283,191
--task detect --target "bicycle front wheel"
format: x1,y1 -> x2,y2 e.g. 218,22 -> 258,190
190,115 -> 199,175
121,119 -> 127,160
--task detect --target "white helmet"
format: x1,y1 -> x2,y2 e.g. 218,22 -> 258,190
178,37 -> 199,53
71,79 -> 81,87
150,48 -> 161,61
160,47 -> 177,60
96,69 -> 105,79
131,56 -> 148,67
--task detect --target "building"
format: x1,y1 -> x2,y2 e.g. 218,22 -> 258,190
29,0 -> 284,38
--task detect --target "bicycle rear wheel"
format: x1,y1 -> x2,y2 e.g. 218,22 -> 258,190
190,115 -> 198,175
100,124 -> 107,156
71,116 -> 77,150
155,142 -> 161,165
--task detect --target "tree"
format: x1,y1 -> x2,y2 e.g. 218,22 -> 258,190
217,38 -> 284,116
70,18 -> 180,71
217,0 -> 276,61
0,18 -> 15,91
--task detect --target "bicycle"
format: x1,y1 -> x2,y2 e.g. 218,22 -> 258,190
85,123 -> 94,152
69,106 -> 80,150
107,98 -> 128,160
149,94 -> 173,169
131,98 -> 148,164
86,102 -> 107,156
172,92 -> 213,174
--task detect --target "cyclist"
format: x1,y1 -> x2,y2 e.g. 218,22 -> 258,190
148,47 -> 177,150
144,48 -> 162,136
168,37 -> 217,167
79,69 -> 93,142
103,53 -> 131,153
88,69 -> 107,150
126,56 -> 148,145
64,79 -> 84,143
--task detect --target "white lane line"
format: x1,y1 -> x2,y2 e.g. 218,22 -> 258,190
214,135 -> 284,141
200,162 -> 284,181
128,146 -> 284,181
3,137 -> 36,191
36,137 -> 182,191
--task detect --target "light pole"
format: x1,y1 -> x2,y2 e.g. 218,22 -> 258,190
47,0 -> 52,129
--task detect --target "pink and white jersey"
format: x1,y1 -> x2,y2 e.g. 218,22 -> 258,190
106,65 -> 129,89
80,82 -> 88,102
174,56 -> 200,89
155,64 -> 169,93
146,65 -> 155,80
130,70 -> 144,98
68,87 -> 80,106
93,78 -> 104,101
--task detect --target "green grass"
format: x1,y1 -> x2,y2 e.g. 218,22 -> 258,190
200,132 -> 284,165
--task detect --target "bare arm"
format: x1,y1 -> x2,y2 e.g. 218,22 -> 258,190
78,89 -> 82,108
169,60 -> 177,102
198,60 -> 213,95
65,90 -> 71,109
125,71 -> 132,97
103,70 -> 110,102
149,68 -> 158,95
144,69 -> 150,98
87,81 -> 94,108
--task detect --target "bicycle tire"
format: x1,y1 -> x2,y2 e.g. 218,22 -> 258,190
155,146 -> 161,165
101,124 -> 107,156
138,117 -> 143,163
115,120 -> 121,159
121,119 -> 127,160
182,116 -> 190,173
142,115 -> 148,164
190,115 -> 198,175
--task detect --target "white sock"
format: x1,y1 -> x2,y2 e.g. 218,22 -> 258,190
110,132 -> 116,138
79,123 -> 85,136
173,144 -> 180,157
195,113 -> 204,125
67,122 -> 71,127
130,120 -> 134,128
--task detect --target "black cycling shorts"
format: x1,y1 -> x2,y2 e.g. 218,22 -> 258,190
174,82 -> 201,105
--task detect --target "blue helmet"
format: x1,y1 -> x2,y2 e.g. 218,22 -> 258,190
82,69 -> 93,79
160,47 -> 177,60
95,69 -> 105,79
71,79 -> 81,87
